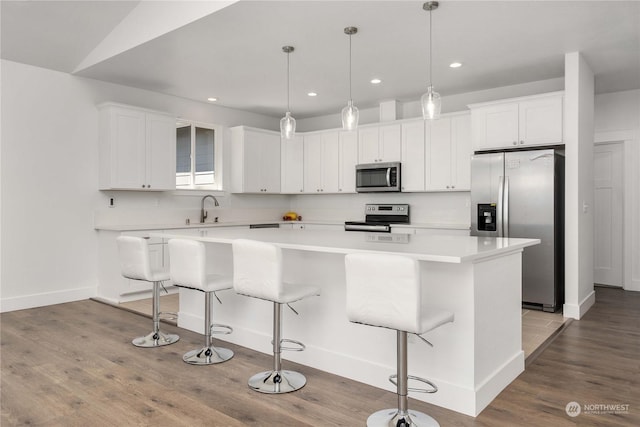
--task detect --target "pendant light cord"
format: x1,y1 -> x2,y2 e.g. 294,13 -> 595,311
286,50 -> 291,112
349,33 -> 353,101
429,7 -> 433,88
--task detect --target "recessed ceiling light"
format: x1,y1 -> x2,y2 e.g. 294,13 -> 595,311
307,92 -> 318,97
207,97 -> 218,102
449,62 -> 462,68
370,78 -> 382,84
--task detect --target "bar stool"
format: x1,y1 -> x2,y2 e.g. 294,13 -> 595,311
116,235 -> 179,348
232,238 -> 320,394
168,238 -> 234,365
345,253 -> 454,427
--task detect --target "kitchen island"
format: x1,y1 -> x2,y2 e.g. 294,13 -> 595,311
152,228 -> 539,416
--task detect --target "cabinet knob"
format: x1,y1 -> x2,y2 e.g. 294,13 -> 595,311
446,185 -> 450,189
513,141 -> 517,145
300,189 -> 303,192
520,140 -> 524,145
339,189 -> 342,192
452,185 -> 455,189
141,184 -> 146,188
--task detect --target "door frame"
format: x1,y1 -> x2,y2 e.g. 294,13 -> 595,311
595,129 -> 640,291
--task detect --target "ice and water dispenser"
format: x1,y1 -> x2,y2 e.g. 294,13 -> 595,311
477,204 -> 497,232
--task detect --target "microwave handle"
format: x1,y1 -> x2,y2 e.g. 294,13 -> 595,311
386,167 -> 391,187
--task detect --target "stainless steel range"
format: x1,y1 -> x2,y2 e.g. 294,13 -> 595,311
344,204 -> 410,232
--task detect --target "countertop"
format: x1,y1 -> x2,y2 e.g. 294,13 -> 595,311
95,220 -> 470,232
151,228 -> 538,263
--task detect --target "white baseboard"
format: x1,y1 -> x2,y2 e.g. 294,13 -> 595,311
0,286 -> 96,313
563,289 -> 596,319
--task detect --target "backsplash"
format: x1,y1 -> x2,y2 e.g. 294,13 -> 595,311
94,190 -> 470,228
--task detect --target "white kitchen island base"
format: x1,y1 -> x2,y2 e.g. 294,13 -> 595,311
155,229 -> 537,417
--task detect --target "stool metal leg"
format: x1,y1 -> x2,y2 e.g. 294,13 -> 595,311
248,302 -> 307,393
132,281 -> 180,348
183,291 -> 233,365
367,331 -> 440,427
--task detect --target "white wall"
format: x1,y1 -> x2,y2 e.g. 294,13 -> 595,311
0,59 -> 283,312
563,52 -> 595,319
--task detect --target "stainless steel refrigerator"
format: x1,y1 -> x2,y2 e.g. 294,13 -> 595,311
470,148 -> 564,312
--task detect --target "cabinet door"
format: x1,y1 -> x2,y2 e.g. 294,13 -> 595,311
426,117 -> 452,191
146,113 -> 176,191
519,95 -> 563,146
321,131 -> 340,193
303,134 -> 323,193
358,127 -> 379,164
242,130 -> 265,193
281,135 -> 304,193
379,123 -> 401,162
472,102 -> 519,151
107,107 -> 146,189
401,120 -> 426,192
339,131 -> 358,193
260,132 -> 281,193
451,114 -> 471,190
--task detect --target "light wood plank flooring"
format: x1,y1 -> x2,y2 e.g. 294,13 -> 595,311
1,287 -> 638,426
120,293 -> 568,360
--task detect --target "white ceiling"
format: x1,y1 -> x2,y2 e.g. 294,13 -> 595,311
2,1 -> 639,119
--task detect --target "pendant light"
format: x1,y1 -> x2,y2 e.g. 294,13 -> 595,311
280,46 -> 296,140
341,26 -> 359,131
421,1 -> 442,120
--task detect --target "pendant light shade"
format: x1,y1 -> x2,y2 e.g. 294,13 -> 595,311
280,46 -> 296,140
421,1 -> 441,120
421,85 -> 441,120
280,111 -> 296,140
342,27 -> 359,131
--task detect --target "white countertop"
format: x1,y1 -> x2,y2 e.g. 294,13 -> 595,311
152,228 -> 538,263
95,220 -> 469,232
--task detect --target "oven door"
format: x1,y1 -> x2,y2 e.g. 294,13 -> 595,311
356,162 -> 401,192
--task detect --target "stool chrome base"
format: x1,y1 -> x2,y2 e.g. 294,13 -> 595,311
132,331 -> 180,348
367,409 -> 440,427
248,370 -> 306,394
183,346 -> 233,365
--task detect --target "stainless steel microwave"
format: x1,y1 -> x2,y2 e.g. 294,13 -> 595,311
355,162 -> 401,192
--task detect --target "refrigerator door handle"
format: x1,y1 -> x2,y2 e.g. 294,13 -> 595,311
497,176 -> 504,237
504,176 -> 510,238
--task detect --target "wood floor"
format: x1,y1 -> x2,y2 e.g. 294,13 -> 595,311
1,287 -> 638,426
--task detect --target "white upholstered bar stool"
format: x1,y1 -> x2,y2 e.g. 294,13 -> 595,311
116,236 -> 179,348
232,239 -> 320,394
168,239 -> 234,365
345,253 -> 454,427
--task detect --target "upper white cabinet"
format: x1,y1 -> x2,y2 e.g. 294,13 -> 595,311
426,113 -> 471,191
230,126 -> 281,193
303,131 -> 340,193
281,135 -> 304,194
401,119 -> 426,192
358,123 -> 401,164
469,92 -> 563,151
338,131 -> 358,193
98,103 -> 176,191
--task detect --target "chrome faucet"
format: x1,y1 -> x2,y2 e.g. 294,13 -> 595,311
200,195 -> 219,223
